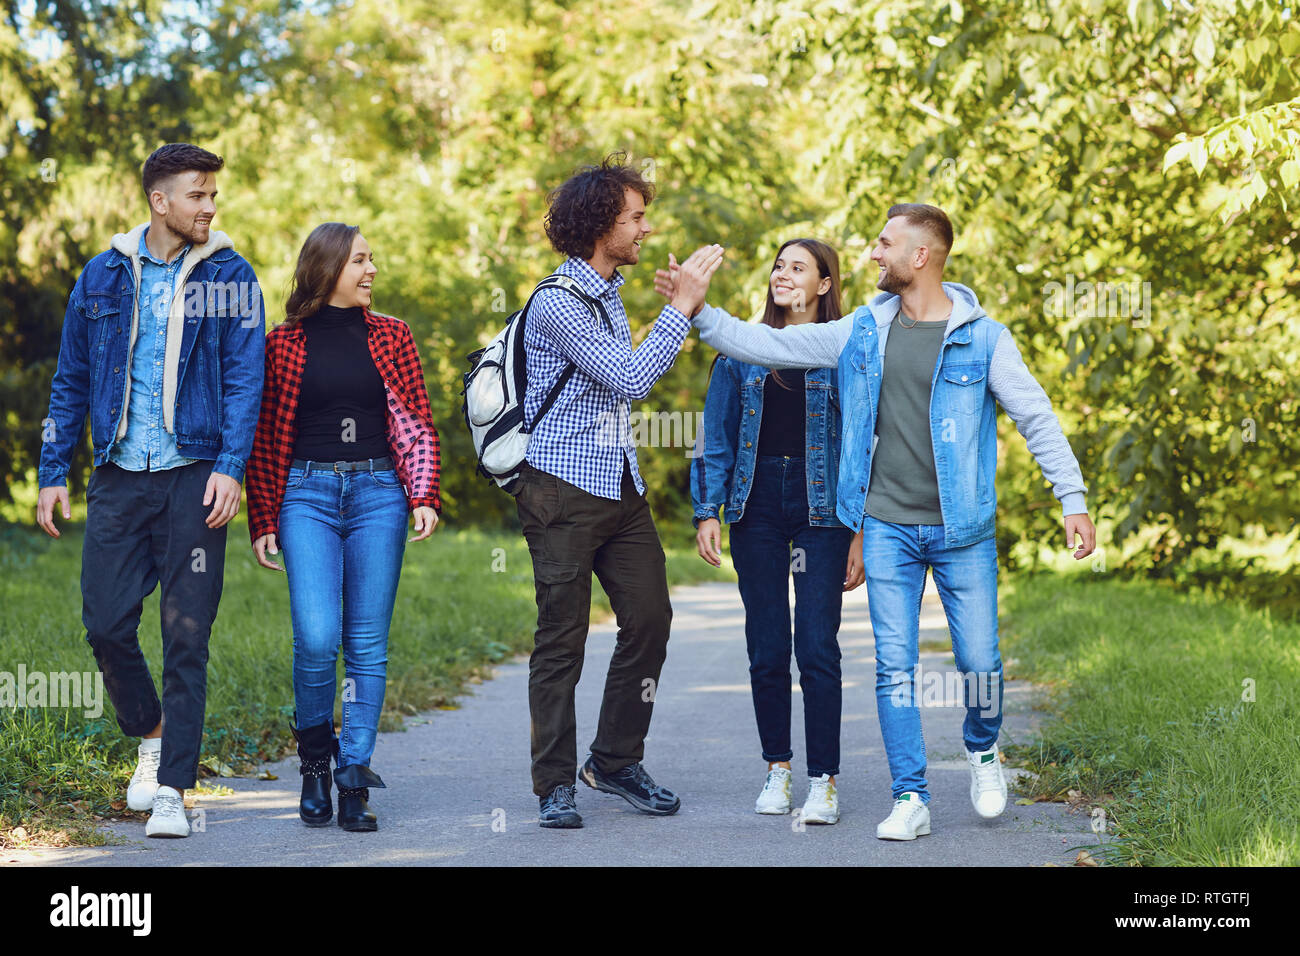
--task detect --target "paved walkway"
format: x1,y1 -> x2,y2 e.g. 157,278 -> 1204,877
9,579 -> 1095,866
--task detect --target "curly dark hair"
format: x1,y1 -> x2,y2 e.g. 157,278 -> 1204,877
543,151 -> 656,259
141,143 -> 224,199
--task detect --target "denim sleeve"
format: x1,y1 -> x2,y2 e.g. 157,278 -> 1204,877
988,327 -> 1088,516
692,304 -> 850,369
212,258 -> 266,484
38,275 -> 91,488
532,288 -> 690,401
691,357 -> 741,527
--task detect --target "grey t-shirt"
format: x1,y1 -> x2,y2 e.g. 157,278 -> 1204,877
865,316 -> 948,525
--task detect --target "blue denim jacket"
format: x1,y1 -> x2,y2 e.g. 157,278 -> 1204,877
693,283 -> 1087,548
38,224 -> 266,487
691,356 -> 843,527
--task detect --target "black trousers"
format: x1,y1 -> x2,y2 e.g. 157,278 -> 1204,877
81,461 -> 227,790
516,461 -> 673,796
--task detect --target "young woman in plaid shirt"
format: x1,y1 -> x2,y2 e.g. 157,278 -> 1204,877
245,222 -> 441,832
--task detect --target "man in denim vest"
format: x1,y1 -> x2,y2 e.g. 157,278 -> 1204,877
35,144 -> 265,838
659,203 -> 1096,840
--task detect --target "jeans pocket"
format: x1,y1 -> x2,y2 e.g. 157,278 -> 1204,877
284,466 -> 308,490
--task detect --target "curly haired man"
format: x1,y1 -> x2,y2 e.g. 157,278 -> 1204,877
516,152 -> 723,829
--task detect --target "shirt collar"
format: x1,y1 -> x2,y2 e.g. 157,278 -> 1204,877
139,226 -> 191,267
559,256 -> 624,297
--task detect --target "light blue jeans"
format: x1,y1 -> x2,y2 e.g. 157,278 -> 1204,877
863,515 -> 1002,804
279,463 -> 409,769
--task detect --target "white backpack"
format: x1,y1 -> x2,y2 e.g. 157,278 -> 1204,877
461,274 -> 608,493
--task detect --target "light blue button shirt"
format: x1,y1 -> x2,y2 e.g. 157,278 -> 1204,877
109,228 -> 198,471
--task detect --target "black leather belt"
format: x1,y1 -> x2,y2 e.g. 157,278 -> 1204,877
291,456 -> 395,474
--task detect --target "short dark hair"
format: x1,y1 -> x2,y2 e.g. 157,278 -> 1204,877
142,143 -> 224,199
886,203 -> 954,256
544,151 -> 655,259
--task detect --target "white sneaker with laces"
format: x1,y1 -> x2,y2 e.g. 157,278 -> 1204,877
800,774 -> 839,825
145,786 -> 190,838
876,792 -> 930,840
754,767 -> 793,814
967,743 -> 1008,818
126,737 -> 162,811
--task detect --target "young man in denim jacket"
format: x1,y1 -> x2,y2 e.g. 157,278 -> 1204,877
658,204 -> 1096,840
35,143 -> 265,838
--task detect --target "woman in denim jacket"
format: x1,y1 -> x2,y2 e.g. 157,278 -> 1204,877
690,238 -> 861,825
245,223 -> 441,832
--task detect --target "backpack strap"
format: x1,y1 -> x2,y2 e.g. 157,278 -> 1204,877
521,274 -> 612,433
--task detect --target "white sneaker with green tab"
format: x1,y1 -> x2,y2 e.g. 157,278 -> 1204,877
967,743 -> 1008,818
875,792 -> 930,840
754,766 -> 792,814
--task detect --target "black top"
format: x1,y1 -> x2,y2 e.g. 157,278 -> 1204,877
293,305 -> 390,462
756,369 -> 809,457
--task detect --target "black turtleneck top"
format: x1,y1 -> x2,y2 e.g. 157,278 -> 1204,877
292,304 -> 390,462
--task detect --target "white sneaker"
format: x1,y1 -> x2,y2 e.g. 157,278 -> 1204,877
800,774 -> 839,825
876,792 -> 931,840
145,786 -> 190,838
967,743 -> 1008,818
754,767 -> 793,814
126,737 -> 162,811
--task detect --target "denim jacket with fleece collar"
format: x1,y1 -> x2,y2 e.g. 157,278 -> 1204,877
38,223 -> 266,487
692,282 -> 1088,548
690,355 -> 844,528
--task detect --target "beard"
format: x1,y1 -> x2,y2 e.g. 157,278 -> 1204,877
165,210 -> 210,246
877,263 -> 911,295
615,238 -> 640,266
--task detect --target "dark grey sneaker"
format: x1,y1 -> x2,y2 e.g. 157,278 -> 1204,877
579,757 -> 680,815
539,784 -> 583,829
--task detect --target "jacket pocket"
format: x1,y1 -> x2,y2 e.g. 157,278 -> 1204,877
941,363 -> 985,387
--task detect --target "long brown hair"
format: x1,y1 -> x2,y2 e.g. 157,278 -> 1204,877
717,238 -> 843,389
761,238 -> 842,328
284,222 -> 361,326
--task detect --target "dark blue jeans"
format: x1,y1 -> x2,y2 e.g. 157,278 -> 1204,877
729,456 -> 853,778
278,463 -> 409,770
81,461 -> 227,790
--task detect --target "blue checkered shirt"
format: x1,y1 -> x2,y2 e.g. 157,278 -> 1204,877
523,256 -> 690,500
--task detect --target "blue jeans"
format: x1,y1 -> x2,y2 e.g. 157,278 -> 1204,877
279,463 -> 409,769
863,515 -> 1002,803
730,456 -> 853,777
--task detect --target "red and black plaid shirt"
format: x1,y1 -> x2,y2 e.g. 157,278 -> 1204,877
246,309 -> 442,543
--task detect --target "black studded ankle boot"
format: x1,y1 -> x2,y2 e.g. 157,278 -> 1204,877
289,717 -> 336,827
333,764 -> 386,832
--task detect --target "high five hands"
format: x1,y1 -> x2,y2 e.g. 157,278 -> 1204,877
661,245 -> 724,317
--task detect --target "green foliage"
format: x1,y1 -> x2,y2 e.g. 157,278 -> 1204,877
694,0 -> 1299,573
3,0 -> 1297,577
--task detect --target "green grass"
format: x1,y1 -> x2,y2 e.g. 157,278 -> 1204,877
1000,573 -> 1300,866
0,517 -> 733,847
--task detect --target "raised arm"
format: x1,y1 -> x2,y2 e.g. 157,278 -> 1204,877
532,244 -> 724,400
691,304 -> 851,370
531,289 -> 690,401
